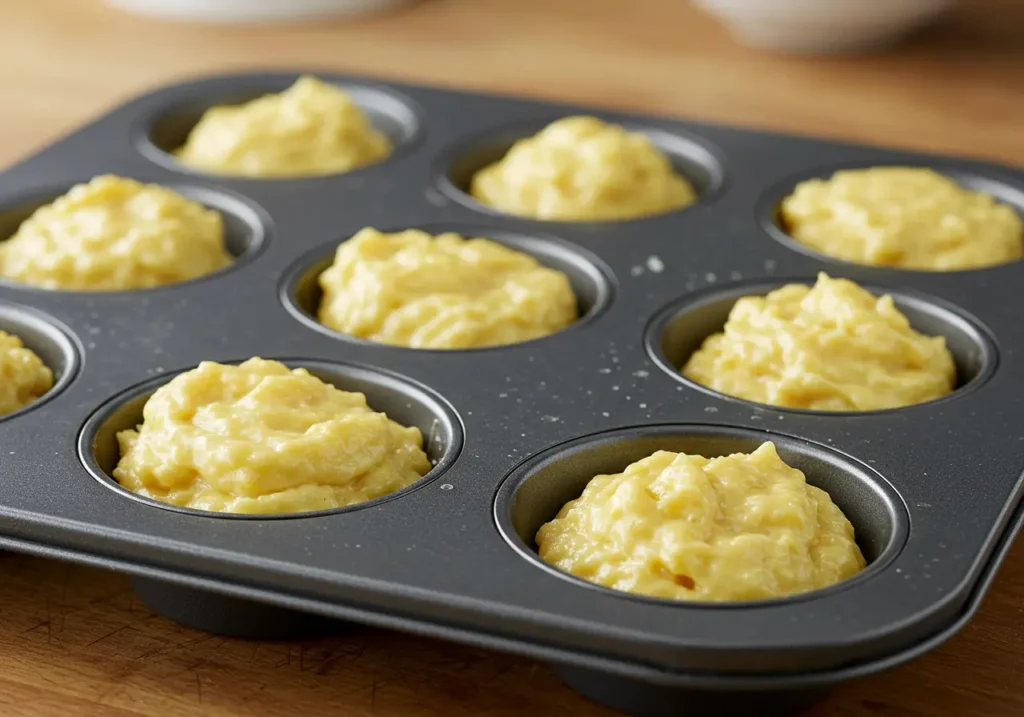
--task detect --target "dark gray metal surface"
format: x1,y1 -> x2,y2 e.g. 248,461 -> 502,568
1,71 -> 1024,708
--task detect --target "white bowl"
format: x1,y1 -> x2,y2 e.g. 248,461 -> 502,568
693,0 -> 956,54
105,0 -> 411,23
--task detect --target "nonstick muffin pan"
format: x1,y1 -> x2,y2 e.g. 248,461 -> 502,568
1,71 -> 1024,717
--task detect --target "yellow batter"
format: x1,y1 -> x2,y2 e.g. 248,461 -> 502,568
0,330 -> 54,417
469,116 -> 697,221
536,442 -> 866,602
175,75 -> 392,178
317,228 -> 578,349
0,175 -> 231,291
113,358 -> 431,514
682,273 -> 956,412
780,167 -> 1023,271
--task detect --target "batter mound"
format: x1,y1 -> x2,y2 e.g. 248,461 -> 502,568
536,442 -> 866,602
0,175 -> 231,291
317,228 -> 578,349
113,358 -> 431,514
175,75 -> 392,178
469,116 -> 697,221
682,273 -> 957,411
780,167 -> 1023,271
0,330 -> 53,416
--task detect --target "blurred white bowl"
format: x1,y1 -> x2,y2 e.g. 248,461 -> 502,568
105,0 -> 411,23
693,0 -> 956,54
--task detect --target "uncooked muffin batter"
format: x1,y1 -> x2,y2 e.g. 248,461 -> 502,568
0,175 -> 231,291
317,228 -> 578,349
0,330 -> 53,417
780,167 -> 1023,270
175,75 -> 392,177
536,442 -> 866,602
113,358 -> 431,514
682,273 -> 956,411
470,116 -> 697,221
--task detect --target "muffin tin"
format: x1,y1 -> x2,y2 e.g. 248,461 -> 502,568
1,71 -> 1023,717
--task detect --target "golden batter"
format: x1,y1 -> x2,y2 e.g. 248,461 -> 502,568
537,442 -> 866,602
0,175 -> 231,291
780,167 -> 1023,271
317,228 -> 578,349
470,116 -> 697,221
682,273 -> 956,411
175,75 -> 392,178
0,330 -> 54,417
113,358 -> 431,514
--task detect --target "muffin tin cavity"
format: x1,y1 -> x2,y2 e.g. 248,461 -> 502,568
78,359 -> 463,518
0,303 -> 79,421
0,182 -> 267,291
281,224 -> 615,349
645,279 -> 997,413
141,80 -> 422,176
758,166 -> 1024,270
173,184 -> 269,261
495,424 -> 906,606
438,121 -> 725,220
0,188 -> 54,242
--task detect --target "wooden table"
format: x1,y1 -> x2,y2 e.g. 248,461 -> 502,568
2,1 -> 1023,715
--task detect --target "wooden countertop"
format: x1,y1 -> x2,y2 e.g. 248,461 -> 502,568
1,1 -> 1023,715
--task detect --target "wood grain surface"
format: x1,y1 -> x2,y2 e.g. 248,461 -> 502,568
1,0 -> 1023,715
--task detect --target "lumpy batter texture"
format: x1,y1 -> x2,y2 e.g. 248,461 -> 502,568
536,442 -> 866,602
469,116 -> 697,221
175,76 -> 392,177
780,167 -> 1023,270
113,358 -> 431,514
682,273 -> 956,411
0,175 -> 231,291
0,330 -> 53,416
317,228 -> 578,349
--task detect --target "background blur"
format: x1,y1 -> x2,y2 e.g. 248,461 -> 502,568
2,0 -> 1021,171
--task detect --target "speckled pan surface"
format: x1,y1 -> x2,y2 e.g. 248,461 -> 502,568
1,71 -> 1024,697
